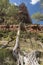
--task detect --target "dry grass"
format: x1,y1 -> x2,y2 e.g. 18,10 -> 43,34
0,32 -> 43,65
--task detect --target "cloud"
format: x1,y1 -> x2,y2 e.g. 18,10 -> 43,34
30,0 -> 40,5
14,2 -> 18,6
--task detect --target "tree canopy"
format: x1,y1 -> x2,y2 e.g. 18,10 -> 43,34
0,0 -> 19,24
31,12 -> 43,22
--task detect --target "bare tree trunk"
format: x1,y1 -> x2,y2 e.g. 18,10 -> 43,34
12,22 -> 40,65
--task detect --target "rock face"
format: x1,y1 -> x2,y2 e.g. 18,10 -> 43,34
0,25 -> 43,32
19,3 -> 32,24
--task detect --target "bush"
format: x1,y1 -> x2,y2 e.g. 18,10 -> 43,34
0,49 -> 16,65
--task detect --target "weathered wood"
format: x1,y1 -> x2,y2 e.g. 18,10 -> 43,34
13,23 -> 40,65
23,51 -> 40,65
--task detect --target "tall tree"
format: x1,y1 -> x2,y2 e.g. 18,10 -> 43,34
0,0 -> 19,24
0,0 -> 9,24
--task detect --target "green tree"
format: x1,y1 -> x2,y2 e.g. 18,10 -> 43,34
31,0 -> 43,23
0,0 -> 19,24
5,4 -> 19,24
31,12 -> 43,22
0,0 -> 9,24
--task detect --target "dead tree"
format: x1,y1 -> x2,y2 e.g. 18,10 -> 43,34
12,23 -> 24,65
12,23 -> 40,65
0,23 -> 40,65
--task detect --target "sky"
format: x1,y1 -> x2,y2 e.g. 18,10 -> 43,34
9,0 -> 43,25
